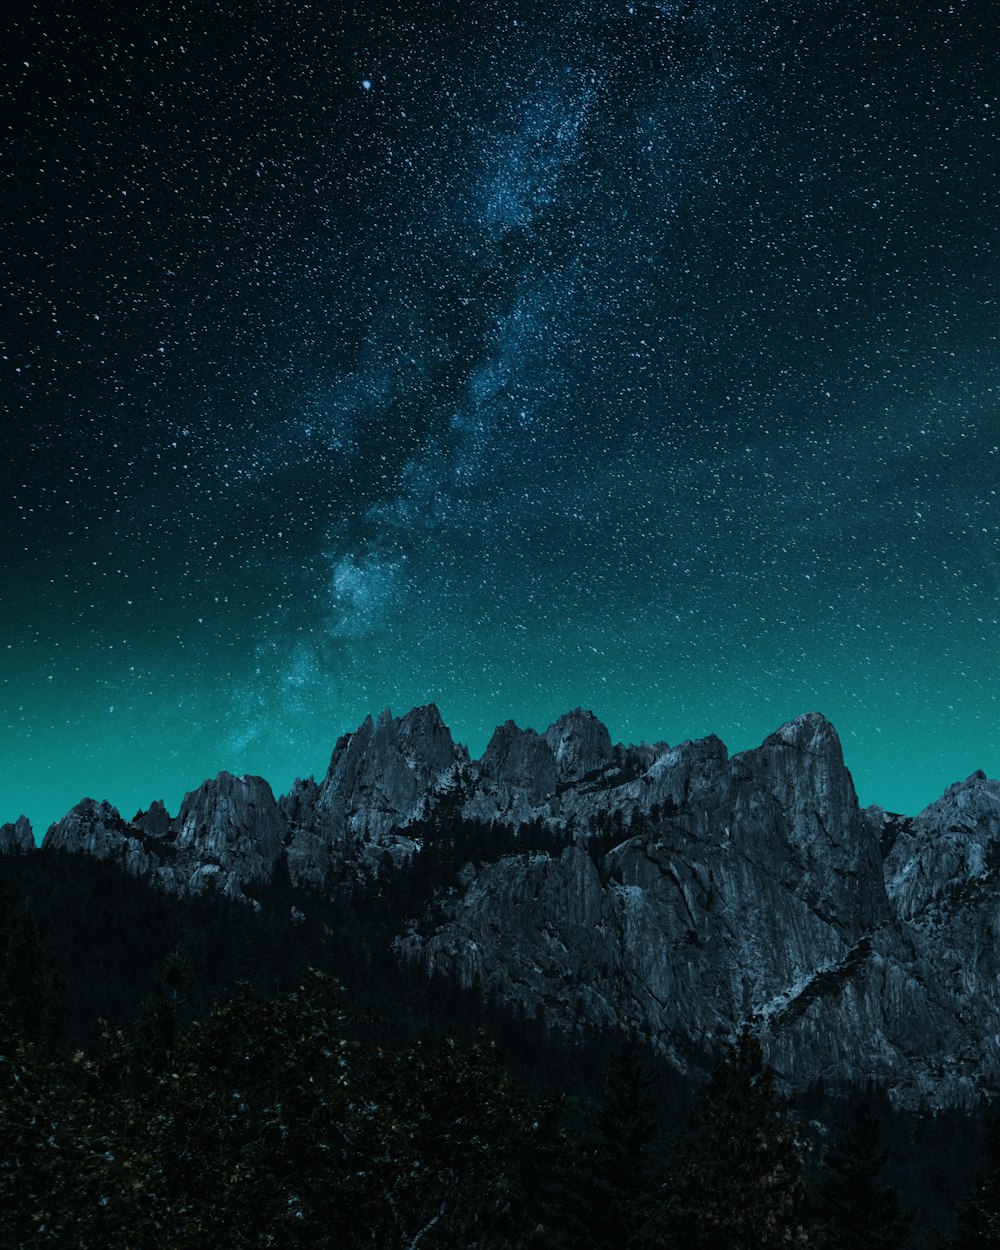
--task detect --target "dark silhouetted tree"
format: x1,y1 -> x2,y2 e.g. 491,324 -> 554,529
656,1029 -> 811,1250
952,1116 -> 1000,1249
591,1033 -> 661,1249
543,1033 -> 662,1250
811,1092 -> 909,1250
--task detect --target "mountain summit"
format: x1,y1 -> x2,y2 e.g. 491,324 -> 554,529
10,706 -> 1000,1108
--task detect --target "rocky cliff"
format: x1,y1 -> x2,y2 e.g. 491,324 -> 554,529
0,814 -> 34,854
16,704 -> 1000,1108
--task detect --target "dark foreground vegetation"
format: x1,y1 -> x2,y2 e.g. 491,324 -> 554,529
0,847 -> 997,1248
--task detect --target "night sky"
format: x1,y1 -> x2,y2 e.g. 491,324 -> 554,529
4,0 -> 999,838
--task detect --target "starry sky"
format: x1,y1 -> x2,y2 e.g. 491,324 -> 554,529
3,0 -> 999,838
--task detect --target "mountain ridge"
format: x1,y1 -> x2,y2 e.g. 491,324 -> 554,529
7,704 -> 1000,1110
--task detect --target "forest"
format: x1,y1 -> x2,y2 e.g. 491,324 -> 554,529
1,838 -> 998,1249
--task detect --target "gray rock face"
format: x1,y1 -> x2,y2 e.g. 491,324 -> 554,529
729,712 -> 889,937
314,704 -> 466,838
403,711 -> 997,1107
316,705 -> 465,840
544,708 -> 614,785
38,778 -> 283,900
279,777 -> 320,827
18,702 -> 1000,1108
0,815 -> 34,853
884,771 -> 1000,920
560,733 -> 728,834
874,772 -> 1000,1104
464,721 -> 558,824
412,845 -> 611,1022
133,800 -> 172,840
280,777 -> 326,884
43,799 -> 155,877
44,798 -> 126,856
283,704 -> 468,882
174,772 -> 282,894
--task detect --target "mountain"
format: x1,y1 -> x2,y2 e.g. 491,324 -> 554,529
0,814 -> 34,854
11,704 -> 1000,1109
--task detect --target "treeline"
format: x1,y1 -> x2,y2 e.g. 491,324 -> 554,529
4,965 -> 918,1250
0,843 -> 659,1095
0,845 -> 997,1246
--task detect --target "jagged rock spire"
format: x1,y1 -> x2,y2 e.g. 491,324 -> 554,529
0,814 -> 33,853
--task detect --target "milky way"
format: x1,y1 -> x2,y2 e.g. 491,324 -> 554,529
3,0 -> 999,834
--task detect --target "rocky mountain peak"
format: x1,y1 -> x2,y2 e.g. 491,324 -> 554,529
175,772 -> 283,885
40,798 -> 155,878
464,720 -> 558,823
762,710 -> 840,750
279,776 -> 320,824
730,712 -> 885,933
310,704 -> 467,844
43,798 -> 127,853
336,714 -> 374,757
15,701 -> 1000,1109
133,799 -> 172,839
395,702 -> 470,771
747,713 -> 859,816
733,712 -> 857,825
478,721 -> 554,787
0,814 -> 34,853
543,708 -> 613,784
885,769 -> 1000,921
641,734 -> 729,811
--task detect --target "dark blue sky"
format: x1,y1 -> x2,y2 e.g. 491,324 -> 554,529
3,0 -> 999,835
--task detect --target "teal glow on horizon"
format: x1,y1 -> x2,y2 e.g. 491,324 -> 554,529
6,657 -> 999,842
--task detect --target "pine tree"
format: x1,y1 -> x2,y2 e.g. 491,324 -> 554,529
811,1092 -> 909,1250
810,1095 -> 905,1250
539,1033 -> 662,1250
592,1033 -> 661,1249
0,878 -> 64,1042
656,1028 -> 811,1250
952,1116 -> 1000,1249
131,948 -> 194,1073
